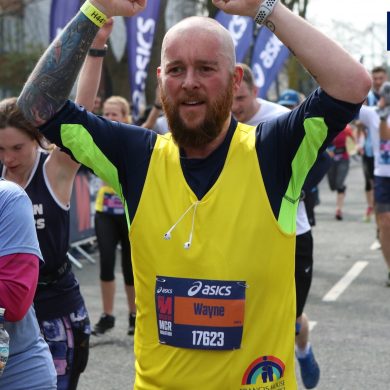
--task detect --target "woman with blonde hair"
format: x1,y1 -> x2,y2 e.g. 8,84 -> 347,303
92,95 -> 136,336
101,96 -> 132,124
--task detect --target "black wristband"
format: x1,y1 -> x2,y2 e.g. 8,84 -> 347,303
88,45 -> 108,57
153,103 -> 162,110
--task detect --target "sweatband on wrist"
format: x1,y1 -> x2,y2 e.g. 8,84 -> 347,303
254,0 -> 279,25
80,1 -> 107,28
88,45 -> 108,57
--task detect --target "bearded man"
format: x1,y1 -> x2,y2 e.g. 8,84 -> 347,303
17,0 -> 371,388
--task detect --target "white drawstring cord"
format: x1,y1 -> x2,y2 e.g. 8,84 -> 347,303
183,201 -> 199,249
163,201 -> 200,250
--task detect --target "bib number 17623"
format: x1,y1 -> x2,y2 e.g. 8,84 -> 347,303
192,330 -> 224,347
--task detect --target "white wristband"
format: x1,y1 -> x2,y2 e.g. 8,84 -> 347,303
254,0 -> 279,25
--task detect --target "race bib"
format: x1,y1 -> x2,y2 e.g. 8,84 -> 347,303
102,193 -> 124,214
155,276 -> 246,350
379,139 -> 390,165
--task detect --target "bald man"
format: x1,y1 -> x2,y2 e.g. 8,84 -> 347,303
17,0 -> 370,388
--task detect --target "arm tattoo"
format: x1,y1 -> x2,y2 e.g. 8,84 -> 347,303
265,21 -> 275,32
18,13 -> 99,127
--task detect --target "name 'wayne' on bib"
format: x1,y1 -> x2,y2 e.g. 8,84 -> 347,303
155,276 -> 246,350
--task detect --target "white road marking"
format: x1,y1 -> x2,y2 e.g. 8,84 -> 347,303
309,321 -> 317,331
322,261 -> 368,302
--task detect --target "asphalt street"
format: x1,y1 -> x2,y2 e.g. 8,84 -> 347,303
74,157 -> 389,390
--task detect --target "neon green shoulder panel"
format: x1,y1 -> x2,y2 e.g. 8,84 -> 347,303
60,123 -> 130,227
278,117 -> 328,233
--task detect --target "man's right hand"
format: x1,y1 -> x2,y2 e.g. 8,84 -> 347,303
91,0 -> 147,18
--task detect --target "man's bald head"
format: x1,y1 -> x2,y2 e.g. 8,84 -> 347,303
157,16 -> 243,152
161,16 -> 236,72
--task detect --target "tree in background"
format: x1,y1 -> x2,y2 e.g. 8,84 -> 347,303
281,0 -> 315,95
0,0 -> 311,103
170,0 -> 312,97
0,0 -> 44,98
2,0 -> 366,107
165,0 -> 209,30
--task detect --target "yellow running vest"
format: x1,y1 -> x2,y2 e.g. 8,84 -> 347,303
130,123 -> 297,390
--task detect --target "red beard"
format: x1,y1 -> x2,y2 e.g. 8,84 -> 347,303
160,77 -> 234,149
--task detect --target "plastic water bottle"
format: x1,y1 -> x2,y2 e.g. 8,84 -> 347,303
0,308 -> 9,376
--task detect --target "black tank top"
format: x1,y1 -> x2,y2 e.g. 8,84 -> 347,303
21,151 -> 83,320
25,151 -> 70,275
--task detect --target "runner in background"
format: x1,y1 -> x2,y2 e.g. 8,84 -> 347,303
360,66 -> 387,245
359,82 -> 390,286
0,22 -> 113,390
232,67 -> 323,389
75,30 -> 137,336
0,179 -> 57,390
93,96 -> 136,336
278,87 -> 328,389
326,124 -> 356,220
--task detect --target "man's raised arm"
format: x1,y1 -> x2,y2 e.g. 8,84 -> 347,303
213,0 -> 371,103
17,0 -> 146,127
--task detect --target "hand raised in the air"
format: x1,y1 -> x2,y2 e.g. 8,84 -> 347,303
90,0 -> 147,18
212,0 -> 261,17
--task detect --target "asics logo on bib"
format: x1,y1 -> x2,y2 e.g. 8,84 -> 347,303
157,287 -> 173,294
187,281 -> 232,297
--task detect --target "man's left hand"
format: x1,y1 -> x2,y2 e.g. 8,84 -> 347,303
212,0 -> 261,17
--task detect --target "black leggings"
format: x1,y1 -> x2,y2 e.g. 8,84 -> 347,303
295,231 -> 314,318
362,155 -> 374,192
95,212 -> 134,286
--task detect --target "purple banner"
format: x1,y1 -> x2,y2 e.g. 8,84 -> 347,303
50,0 -> 80,42
126,1 -> 161,121
215,12 -> 254,63
388,12 -> 390,51
250,27 -> 290,98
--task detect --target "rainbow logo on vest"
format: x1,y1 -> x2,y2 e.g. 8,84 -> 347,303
241,356 -> 285,384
